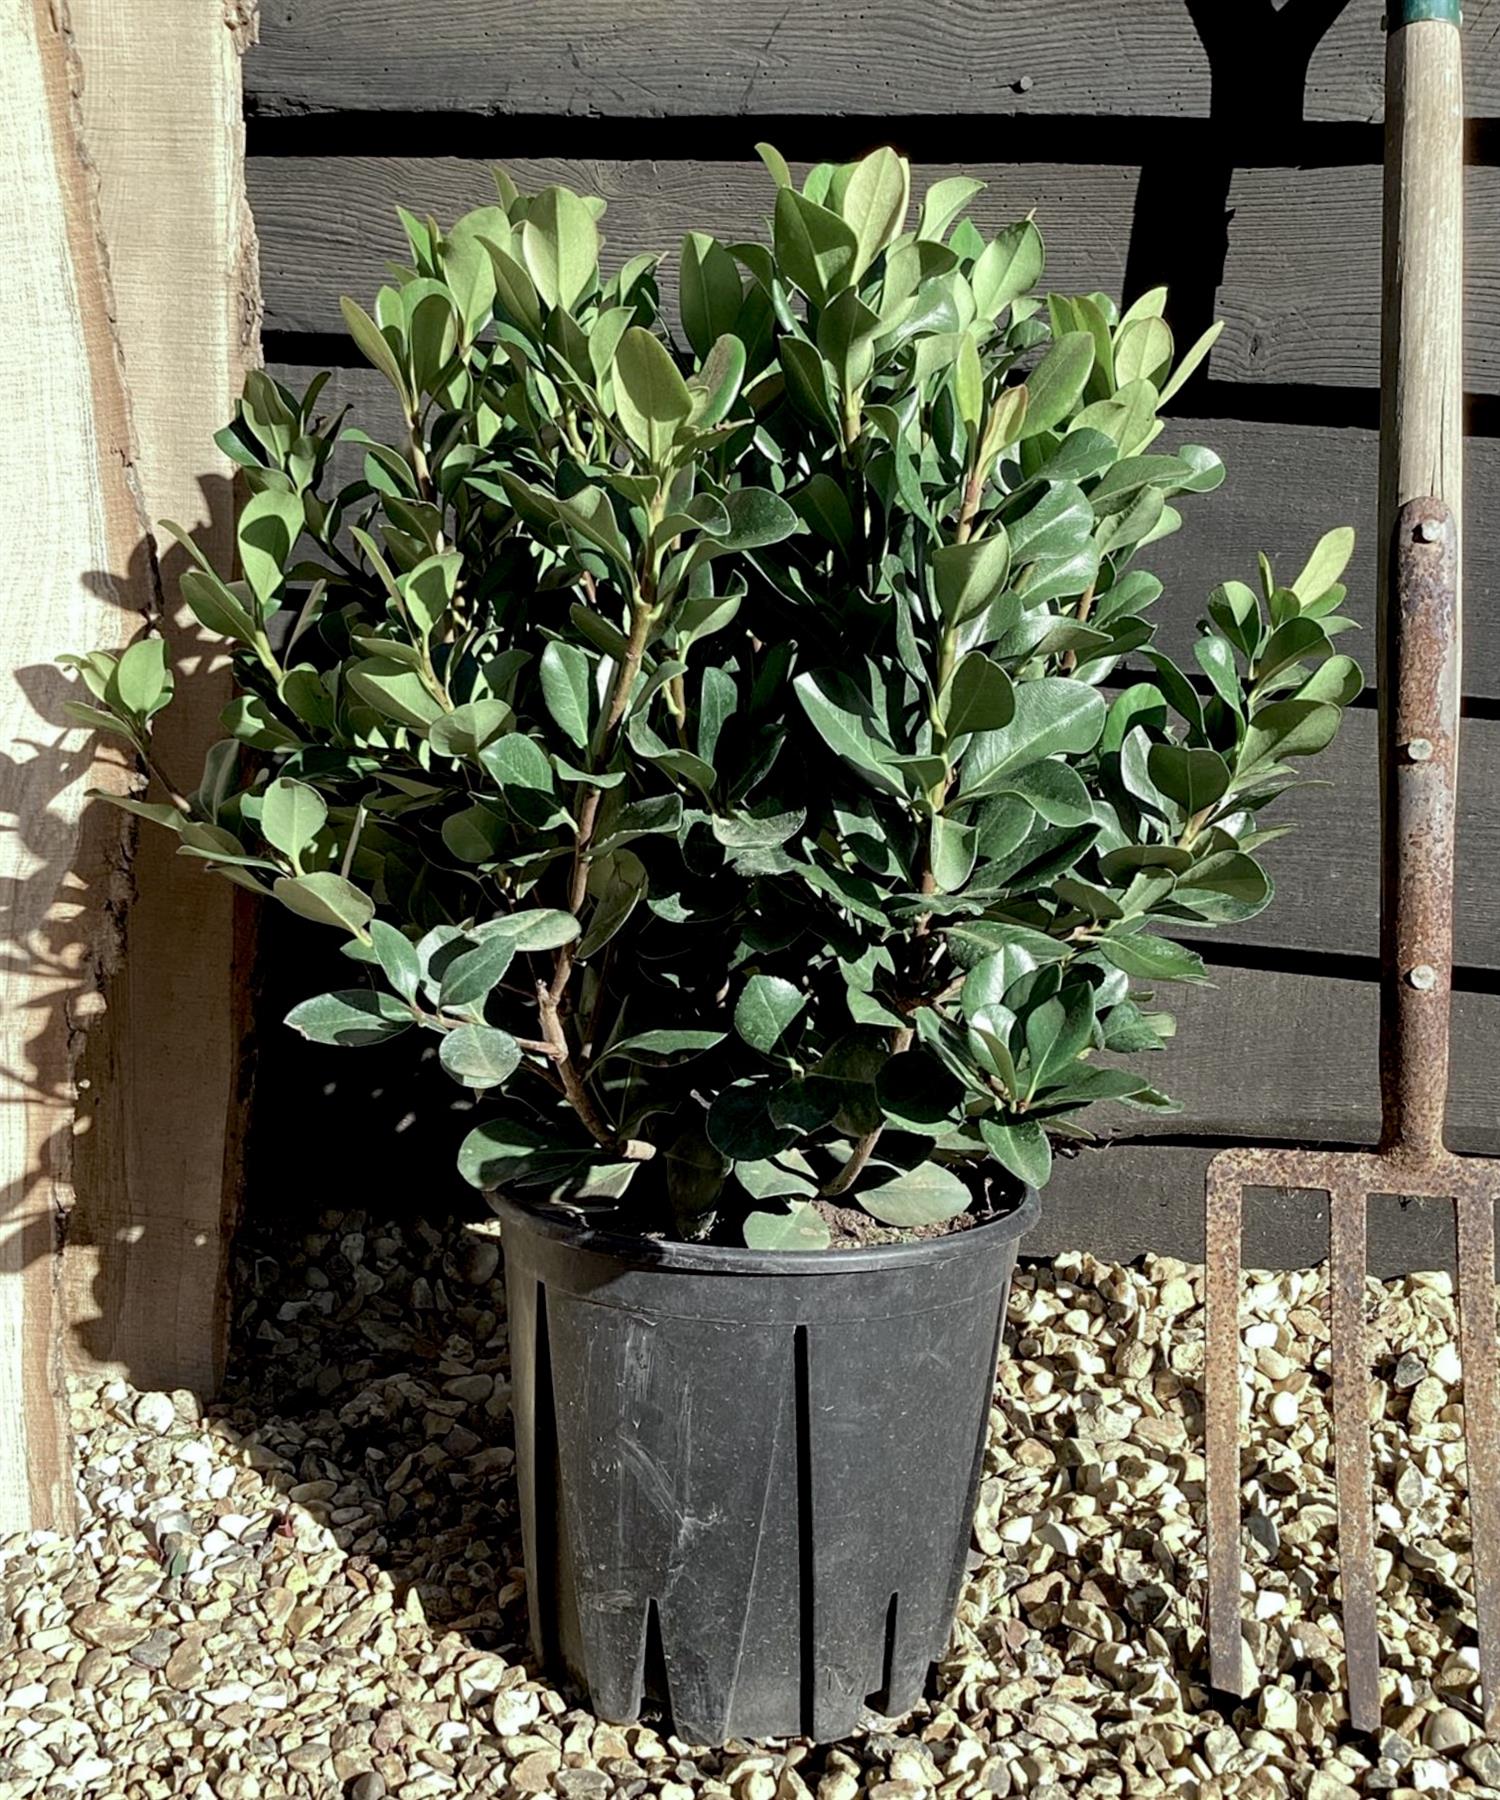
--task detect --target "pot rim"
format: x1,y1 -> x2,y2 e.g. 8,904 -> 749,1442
489,1182 -> 1040,1277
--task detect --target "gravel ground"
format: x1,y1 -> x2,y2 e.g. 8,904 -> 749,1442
1,1202 -> 1495,1800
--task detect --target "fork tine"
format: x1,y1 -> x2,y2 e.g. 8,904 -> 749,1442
1205,1157 -> 1247,1696
1455,1187 -> 1500,1735
1328,1182 -> 1382,1733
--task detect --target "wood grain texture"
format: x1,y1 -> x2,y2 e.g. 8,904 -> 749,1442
1216,162 -> 1497,393
1088,970 -> 1499,1153
0,0 -> 148,1532
250,156 -> 1500,395
242,0 -> 1500,121
64,0 -> 261,1393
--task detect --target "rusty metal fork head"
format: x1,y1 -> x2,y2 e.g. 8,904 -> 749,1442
1202,503 -> 1500,1735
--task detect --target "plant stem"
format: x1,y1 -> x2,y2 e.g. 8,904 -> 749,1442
819,1025 -> 913,1199
1058,580 -> 1097,675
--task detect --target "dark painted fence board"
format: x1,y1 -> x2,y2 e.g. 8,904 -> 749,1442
250,157 -> 1500,395
250,157 -> 1138,334
244,0 -> 1500,122
1087,975 -> 1499,1151
1219,164 -> 1500,392
1034,1144 -> 1495,1277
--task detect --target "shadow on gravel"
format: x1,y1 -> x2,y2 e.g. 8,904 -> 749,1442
214,1182 -> 535,1662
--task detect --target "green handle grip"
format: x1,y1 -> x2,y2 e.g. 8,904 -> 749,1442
1393,1 -> 1461,24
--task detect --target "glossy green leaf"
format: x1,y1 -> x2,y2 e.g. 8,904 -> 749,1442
261,777 -> 327,861
285,989 -> 412,1047
960,679 -> 1106,799
743,1202 -> 832,1251
440,1024 -> 522,1089
539,640 -> 593,749
1019,332 -> 1095,437
861,1161 -> 970,1228
735,975 -> 807,1053
613,326 -> 694,464
273,873 -> 375,938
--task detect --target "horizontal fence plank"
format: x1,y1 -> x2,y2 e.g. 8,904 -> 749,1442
249,156 -> 1138,332
249,157 -> 1500,395
1032,1144 -> 1496,1276
1090,973 -> 1499,1152
244,1 -> 1500,122
266,367 -> 1500,699
265,363 -> 1500,972
1219,164 -> 1500,391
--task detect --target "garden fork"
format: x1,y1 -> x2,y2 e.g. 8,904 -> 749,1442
1201,2 -> 1500,1736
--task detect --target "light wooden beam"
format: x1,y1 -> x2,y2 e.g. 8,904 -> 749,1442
63,0 -> 261,1392
0,0 -> 150,1532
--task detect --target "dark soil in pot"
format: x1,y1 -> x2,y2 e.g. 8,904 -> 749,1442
495,1184 -> 1040,1745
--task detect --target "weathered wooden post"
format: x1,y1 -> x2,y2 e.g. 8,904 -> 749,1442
0,0 -> 257,1532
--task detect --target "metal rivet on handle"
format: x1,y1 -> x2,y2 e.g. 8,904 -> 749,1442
1406,737 -> 1435,762
1408,964 -> 1439,991
1417,518 -> 1443,543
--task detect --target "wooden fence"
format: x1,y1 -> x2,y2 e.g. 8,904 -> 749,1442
243,0 -> 1500,1271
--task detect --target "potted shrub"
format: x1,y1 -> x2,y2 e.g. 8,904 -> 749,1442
65,149 -> 1359,1744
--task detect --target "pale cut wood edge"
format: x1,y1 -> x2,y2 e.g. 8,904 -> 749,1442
1379,21 -> 1465,656
0,0 -> 158,1533
63,0 -> 263,1393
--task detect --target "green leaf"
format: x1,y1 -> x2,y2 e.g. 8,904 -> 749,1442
943,653 -> 1016,739
1147,744 -> 1231,815
112,638 -> 170,716
929,815 -> 977,892
681,233 -> 743,358
429,699 -> 514,760
439,1024 -> 521,1089
919,175 -> 984,241
179,567 -> 258,647
520,185 -> 599,311
346,659 -> 446,730
238,489 -> 303,610
370,919 -> 422,1001
1290,526 -> 1355,603
931,532 -> 1011,626
1239,699 -> 1343,771
841,146 -> 910,279
861,1161 -> 970,1228
970,220 -> 1044,319
793,672 -> 901,795
1094,933 -> 1210,983
773,187 -> 858,307
1019,332 -> 1095,437
735,975 -> 807,1054
988,758 -> 1094,826
960,678 -> 1106,799
273,873 -> 375,938
979,1118 -> 1051,1187
601,1029 -> 726,1064
261,777 -> 327,861
577,848 -> 646,958
613,326 -> 693,465
439,935 -> 516,1009
339,296 -> 410,402
743,1202 -> 832,1252
285,989 -> 412,1047
708,1081 -> 795,1161
539,640 -> 593,748
706,486 -> 800,555
481,909 -> 582,953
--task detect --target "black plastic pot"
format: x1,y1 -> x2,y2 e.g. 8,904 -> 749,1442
496,1188 -> 1039,1745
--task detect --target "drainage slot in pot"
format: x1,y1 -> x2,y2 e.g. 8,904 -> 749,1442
532,1280 -> 563,1673
794,1323 -> 816,1739
864,1591 -> 901,1713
